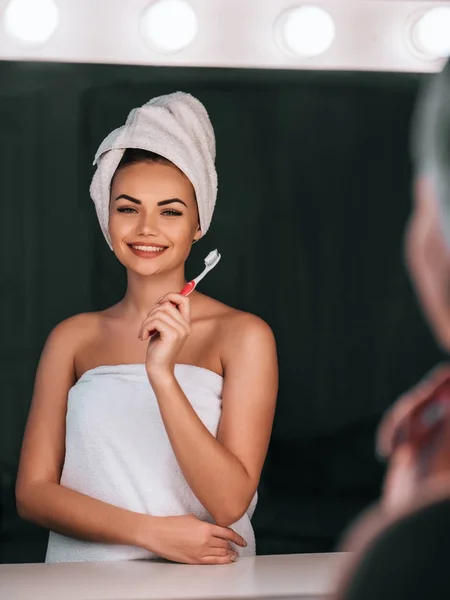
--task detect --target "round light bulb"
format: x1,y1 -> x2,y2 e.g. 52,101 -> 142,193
411,7 -> 450,60
140,0 -> 198,55
277,5 -> 335,59
4,0 -> 59,47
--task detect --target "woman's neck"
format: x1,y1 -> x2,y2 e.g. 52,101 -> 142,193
119,269 -> 187,320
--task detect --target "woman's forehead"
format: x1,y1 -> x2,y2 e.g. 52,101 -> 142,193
111,161 -> 196,204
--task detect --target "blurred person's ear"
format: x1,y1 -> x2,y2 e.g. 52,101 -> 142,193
404,175 -> 450,352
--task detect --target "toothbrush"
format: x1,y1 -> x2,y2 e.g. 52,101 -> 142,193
179,249 -> 221,296
148,249 -> 221,337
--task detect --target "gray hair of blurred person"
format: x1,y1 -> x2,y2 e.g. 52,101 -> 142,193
411,59 -> 450,248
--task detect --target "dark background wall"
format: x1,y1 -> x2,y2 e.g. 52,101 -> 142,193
0,61 -> 444,563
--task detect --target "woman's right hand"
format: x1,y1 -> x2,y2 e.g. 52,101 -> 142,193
376,363 -> 450,459
142,514 -> 247,565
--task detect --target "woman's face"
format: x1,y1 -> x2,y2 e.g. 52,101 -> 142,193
404,175 -> 450,352
109,160 -> 201,276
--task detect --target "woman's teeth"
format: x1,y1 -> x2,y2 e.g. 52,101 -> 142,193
131,245 -> 165,252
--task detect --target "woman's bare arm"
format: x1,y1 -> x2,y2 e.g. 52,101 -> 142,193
150,312 -> 278,527
15,316 -> 150,548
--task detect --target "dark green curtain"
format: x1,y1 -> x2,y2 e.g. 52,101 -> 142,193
0,61 -> 444,562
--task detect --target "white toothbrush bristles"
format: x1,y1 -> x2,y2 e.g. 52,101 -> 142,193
204,249 -> 221,268
193,249 -> 221,286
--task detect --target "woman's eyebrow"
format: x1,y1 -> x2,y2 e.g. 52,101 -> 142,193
114,194 -> 141,204
157,198 -> 188,208
114,194 -> 187,208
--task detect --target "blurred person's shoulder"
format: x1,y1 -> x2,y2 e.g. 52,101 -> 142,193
342,498 -> 450,600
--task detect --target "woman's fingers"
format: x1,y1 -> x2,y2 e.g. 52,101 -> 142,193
140,302 -> 191,340
211,537 -> 232,550
140,313 -> 185,341
205,547 -> 235,557
200,553 -> 237,565
382,444 -> 418,514
154,301 -> 190,329
212,525 -> 247,548
158,293 -> 191,324
377,363 -> 450,458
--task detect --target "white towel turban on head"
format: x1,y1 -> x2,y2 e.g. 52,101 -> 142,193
89,91 -> 218,250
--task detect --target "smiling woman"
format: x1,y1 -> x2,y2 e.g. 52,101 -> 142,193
109,151 -> 200,270
15,92 -> 278,566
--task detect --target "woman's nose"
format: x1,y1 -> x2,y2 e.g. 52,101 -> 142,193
136,211 -> 159,236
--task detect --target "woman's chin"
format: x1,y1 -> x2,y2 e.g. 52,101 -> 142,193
124,262 -> 165,277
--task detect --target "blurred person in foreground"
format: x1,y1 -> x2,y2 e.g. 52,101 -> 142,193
335,58 -> 450,600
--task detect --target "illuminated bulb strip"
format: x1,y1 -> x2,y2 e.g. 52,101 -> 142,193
0,0 -> 449,73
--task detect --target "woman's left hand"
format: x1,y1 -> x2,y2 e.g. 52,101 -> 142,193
139,293 -> 191,379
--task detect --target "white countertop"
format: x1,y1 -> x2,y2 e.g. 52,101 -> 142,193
0,553 -> 349,600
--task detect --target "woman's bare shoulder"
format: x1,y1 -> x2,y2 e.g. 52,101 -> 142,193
223,310 -> 275,345
196,293 -> 275,342
45,312 -> 104,353
201,296 -> 277,387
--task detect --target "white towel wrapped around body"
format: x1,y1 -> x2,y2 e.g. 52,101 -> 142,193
46,364 -> 257,563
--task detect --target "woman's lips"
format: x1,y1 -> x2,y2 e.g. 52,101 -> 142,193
127,244 -> 168,259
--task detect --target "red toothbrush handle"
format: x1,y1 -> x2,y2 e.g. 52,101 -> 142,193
148,280 -> 196,337
180,280 -> 196,296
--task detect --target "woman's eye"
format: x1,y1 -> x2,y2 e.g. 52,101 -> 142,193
116,207 -> 182,216
162,209 -> 182,216
117,207 -> 137,214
